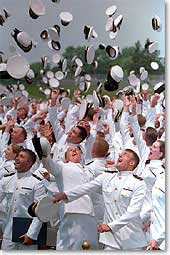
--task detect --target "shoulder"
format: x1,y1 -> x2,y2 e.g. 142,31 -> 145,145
4,172 -> 15,178
133,174 -> 143,181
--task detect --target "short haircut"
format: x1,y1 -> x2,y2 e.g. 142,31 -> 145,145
86,108 -> 95,121
137,114 -> 146,128
125,149 -> 140,169
11,144 -> 23,155
18,126 -> 27,140
93,138 -> 109,157
21,148 -> 37,165
158,140 -> 165,159
76,126 -> 88,142
145,127 -> 158,145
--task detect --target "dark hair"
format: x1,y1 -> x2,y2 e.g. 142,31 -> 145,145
158,127 -> 165,139
21,148 -> 37,165
76,126 -> 88,142
20,126 -> 27,140
137,114 -> 146,128
125,149 -> 140,169
145,127 -> 158,146
86,108 -> 95,121
158,140 -> 165,159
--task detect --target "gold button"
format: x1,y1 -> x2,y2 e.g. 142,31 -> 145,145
14,199 -> 16,201
16,187 -> 18,190
119,176 -> 122,180
114,200 -> 117,203
115,188 -> 117,191
116,212 -> 118,215
14,209 -> 16,212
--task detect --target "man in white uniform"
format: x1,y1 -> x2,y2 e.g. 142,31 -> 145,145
0,149 -> 46,250
52,149 -> 147,250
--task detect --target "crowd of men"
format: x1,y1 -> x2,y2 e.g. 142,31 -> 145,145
0,85 -> 165,250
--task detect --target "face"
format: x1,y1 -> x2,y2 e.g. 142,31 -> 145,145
15,151 -> 32,172
67,127 -> 82,144
148,141 -> 163,160
65,147 -> 81,163
11,127 -> 25,143
5,145 -> 16,160
115,150 -> 135,171
17,108 -> 27,119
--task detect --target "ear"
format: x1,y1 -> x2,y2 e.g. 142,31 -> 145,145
159,152 -> 163,160
129,160 -> 135,167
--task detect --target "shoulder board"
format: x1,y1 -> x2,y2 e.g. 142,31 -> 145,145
85,161 -> 94,166
133,174 -> 143,181
32,173 -> 42,181
161,165 -> 165,169
4,172 -> 15,177
104,170 -> 118,174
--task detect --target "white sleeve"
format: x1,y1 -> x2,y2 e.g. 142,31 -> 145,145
129,115 -> 147,158
120,111 -> 131,146
65,174 -> 104,201
41,156 -> 63,177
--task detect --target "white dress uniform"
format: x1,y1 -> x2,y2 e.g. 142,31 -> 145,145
0,170 -> 46,250
150,172 -> 165,249
84,158 -> 106,224
64,170 -> 147,250
140,160 -> 164,224
42,156 -> 98,250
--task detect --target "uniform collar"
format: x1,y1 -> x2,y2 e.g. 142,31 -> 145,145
17,170 -> 32,178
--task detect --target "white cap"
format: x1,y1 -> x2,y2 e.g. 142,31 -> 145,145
105,5 -> 117,17
6,55 -> 30,79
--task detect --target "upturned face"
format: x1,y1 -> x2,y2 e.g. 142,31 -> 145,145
5,145 -> 16,160
148,141 -> 163,160
65,146 -> 81,163
15,151 -> 32,172
115,150 -> 135,171
67,127 -> 82,144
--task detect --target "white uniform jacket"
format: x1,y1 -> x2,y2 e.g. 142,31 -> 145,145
42,157 -> 94,220
150,172 -> 165,248
65,171 -> 147,249
140,160 -> 165,223
0,171 -> 46,241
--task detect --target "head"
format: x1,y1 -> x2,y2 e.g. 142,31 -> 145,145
14,149 -> 36,172
11,126 -> 27,144
85,108 -> 95,121
148,140 -> 165,160
77,120 -> 90,137
5,144 -> 23,160
17,107 -> 28,120
144,127 -> 158,146
137,114 -> 146,128
115,149 -> 140,172
65,146 -> 82,163
67,126 -> 87,144
92,139 -> 109,158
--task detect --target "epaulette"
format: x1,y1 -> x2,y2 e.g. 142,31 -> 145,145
4,172 -> 15,177
85,161 -> 94,166
133,174 -> 143,181
161,165 -> 165,169
32,173 -> 42,181
104,170 -> 118,174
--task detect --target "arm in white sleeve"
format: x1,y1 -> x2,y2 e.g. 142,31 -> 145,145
145,106 -> 156,128
65,174 -> 103,202
48,106 -> 63,141
108,181 -> 146,232
136,103 -> 142,115
129,114 -> 147,158
64,105 -> 79,133
41,156 -> 63,177
4,108 -> 17,121
120,111 -> 131,146
27,181 -> 46,240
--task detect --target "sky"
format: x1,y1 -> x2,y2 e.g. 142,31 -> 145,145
0,0 -> 166,64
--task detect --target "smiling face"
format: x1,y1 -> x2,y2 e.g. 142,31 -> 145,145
115,150 -> 138,171
65,146 -> 81,163
148,141 -> 163,160
15,151 -> 33,172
